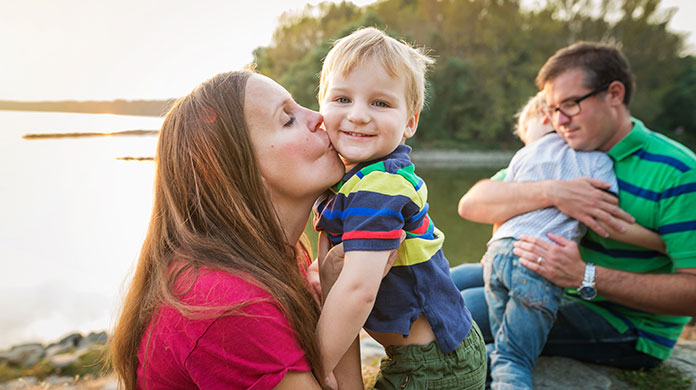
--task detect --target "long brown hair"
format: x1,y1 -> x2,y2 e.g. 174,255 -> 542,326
110,70 -> 324,389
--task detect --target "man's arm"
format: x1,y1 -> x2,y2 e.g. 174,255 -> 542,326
514,233 -> 696,316
458,177 -> 634,237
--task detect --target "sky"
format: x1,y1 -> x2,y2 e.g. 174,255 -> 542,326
1,0 -> 694,102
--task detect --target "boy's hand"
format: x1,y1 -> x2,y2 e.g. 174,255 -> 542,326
318,231 -> 405,300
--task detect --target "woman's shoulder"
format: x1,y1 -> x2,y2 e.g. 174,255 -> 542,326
179,266 -> 274,308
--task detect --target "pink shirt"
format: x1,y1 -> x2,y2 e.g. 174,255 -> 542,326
136,267 -> 311,389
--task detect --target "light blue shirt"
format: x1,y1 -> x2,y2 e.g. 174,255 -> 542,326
490,132 -> 618,244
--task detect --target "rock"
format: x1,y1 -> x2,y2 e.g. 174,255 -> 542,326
57,333 -> 82,348
41,375 -> 74,386
49,353 -> 79,369
77,331 -> 108,350
669,341 -> 696,387
97,377 -> 119,390
44,343 -> 73,358
0,344 -> 44,367
532,356 -> 632,390
0,377 -> 38,389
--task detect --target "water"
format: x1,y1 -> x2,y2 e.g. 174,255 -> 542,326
0,111 -> 162,349
0,110 -> 503,350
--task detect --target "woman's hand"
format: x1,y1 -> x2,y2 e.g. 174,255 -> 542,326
513,233 -> 586,288
306,260 -> 323,307
317,231 -> 405,301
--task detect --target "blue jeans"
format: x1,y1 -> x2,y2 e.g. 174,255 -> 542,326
450,262 -> 661,373
483,239 -> 563,390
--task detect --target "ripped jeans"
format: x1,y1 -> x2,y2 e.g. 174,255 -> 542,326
483,238 -> 563,390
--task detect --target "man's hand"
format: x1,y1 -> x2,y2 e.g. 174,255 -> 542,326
513,233 -> 586,288
546,177 -> 634,237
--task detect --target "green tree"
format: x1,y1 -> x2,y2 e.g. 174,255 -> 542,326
251,0 -> 692,149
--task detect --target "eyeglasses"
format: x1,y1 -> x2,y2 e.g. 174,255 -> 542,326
543,82 -> 613,120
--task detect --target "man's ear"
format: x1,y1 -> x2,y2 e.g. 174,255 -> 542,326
403,111 -> 420,139
607,81 -> 626,107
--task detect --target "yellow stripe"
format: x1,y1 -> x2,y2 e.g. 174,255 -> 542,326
338,171 -> 427,207
394,227 -> 445,266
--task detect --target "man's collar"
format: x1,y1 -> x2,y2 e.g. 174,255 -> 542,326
608,118 -> 650,161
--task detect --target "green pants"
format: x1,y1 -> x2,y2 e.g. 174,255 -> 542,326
373,321 -> 487,390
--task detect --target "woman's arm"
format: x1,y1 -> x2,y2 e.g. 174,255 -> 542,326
274,372 -> 322,390
598,220 -> 666,253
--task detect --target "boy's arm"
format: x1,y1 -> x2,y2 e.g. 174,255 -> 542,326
598,220 -> 666,253
458,178 -> 634,237
316,250 -> 390,380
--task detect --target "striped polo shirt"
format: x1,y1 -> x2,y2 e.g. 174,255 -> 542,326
568,118 -> 696,360
313,145 -> 472,354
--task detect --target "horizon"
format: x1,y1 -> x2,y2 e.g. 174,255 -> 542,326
1,0 -> 694,102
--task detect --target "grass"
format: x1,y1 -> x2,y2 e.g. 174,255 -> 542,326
362,357 -> 381,389
617,364 -> 692,390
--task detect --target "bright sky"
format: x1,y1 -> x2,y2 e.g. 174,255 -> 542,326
1,0 -> 694,101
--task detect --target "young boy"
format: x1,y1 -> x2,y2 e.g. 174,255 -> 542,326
481,91 -> 664,390
314,27 -> 487,389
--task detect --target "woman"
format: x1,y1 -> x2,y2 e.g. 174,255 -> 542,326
110,69 -> 355,389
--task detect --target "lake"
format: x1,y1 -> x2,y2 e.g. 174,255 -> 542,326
0,110 -> 506,349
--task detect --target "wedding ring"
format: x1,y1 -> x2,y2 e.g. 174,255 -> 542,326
536,256 -> 543,265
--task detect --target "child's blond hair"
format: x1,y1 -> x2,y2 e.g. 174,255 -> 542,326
514,91 -> 548,141
318,27 -> 434,117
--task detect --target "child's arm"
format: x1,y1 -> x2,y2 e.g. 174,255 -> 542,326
598,219 -> 666,253
316,250 -> 391,381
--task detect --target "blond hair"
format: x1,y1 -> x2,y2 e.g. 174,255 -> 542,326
514,90 -> 548,141
318,27 -> 434,117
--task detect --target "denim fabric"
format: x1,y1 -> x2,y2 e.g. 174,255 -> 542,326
483,239 -> 563,390
450,262 -> 662,374
452,263 -> 492,343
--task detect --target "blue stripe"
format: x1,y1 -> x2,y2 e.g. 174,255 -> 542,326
356,171 -> 365,179
618,179 -> 660,201
637,330 -> 678,348
580,238 -> 664,259
413,178 -> 424,191
661,183 -> 696,199
588,300 -> 678,348
633,149 -> 691,172
406,203 -> 429,224
658,220 -> 696,235
321,207 -> 402,220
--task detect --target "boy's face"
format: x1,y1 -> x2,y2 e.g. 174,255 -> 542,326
321,61 -> 418,171
522,114 -> 553,145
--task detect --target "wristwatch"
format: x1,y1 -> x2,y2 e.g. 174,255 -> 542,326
578,263 -> 597,300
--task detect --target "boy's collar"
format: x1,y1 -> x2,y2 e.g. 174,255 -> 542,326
336,144 -> 413,186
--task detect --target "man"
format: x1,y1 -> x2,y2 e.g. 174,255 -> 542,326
457,41 -> 696,370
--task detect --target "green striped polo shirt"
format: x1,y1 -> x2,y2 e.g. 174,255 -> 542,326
567,118 -> 696,360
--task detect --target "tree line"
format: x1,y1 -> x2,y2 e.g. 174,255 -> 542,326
253,0 -> 696,149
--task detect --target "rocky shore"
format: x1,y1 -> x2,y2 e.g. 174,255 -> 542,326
0,332 -> 114,390
2,330 -> 694,389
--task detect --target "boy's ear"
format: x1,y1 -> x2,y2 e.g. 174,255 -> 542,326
403,112 -> 420,139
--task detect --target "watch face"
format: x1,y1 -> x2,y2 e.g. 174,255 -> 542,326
578,286 -> 597,300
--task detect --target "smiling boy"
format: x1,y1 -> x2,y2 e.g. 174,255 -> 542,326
313,27 -> 486,390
